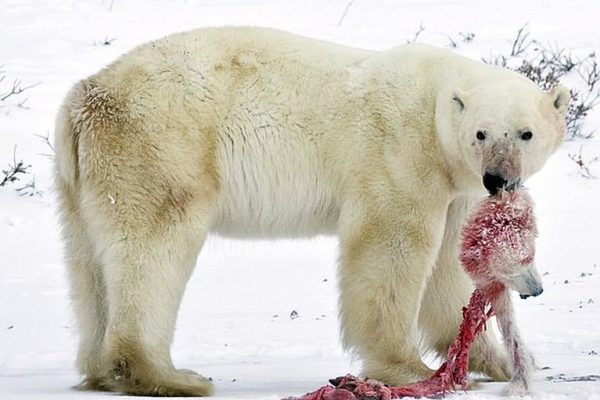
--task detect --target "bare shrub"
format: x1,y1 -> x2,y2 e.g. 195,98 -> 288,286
483,25 -> 600,139
568,146 -> 598,178
0,147 -> 30,188
0,67 -> 40,111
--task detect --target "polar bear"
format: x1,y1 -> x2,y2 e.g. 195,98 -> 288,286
54,27 -> 569,396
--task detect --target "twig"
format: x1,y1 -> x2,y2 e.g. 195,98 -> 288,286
568,146 -> 598,178
0,146 -> 31,187
406,22 -> 425,44
566,89 -> 600,139
510,24 -> 531,57
102,37 -> 117,46
16,176 -> 42,197
578,56 -> 600,91
459,32 -> 475,43
0,79 -> 41,102
447,36 -> 457,48
337,0 -> 357,26
17,97 -> 29,109
34,132 -> 56,159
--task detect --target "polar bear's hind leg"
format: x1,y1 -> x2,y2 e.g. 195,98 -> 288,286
56,79 -> 217,396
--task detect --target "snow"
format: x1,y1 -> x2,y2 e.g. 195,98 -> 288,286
0,0 -> 599,399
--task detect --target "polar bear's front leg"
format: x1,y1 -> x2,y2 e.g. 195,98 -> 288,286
337,202 -> 445,386
419,196 -> 511,382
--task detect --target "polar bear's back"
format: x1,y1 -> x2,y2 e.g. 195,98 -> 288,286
93,27 -> 373,100
73,28 -> 375,237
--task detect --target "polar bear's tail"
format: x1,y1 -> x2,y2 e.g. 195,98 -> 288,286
54,81 -> 87,189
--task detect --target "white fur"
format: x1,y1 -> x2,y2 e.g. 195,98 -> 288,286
495,293 -> 536,397
54,27 -> 568,396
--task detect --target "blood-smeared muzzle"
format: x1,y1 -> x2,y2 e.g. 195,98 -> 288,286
482,140 -> 523,196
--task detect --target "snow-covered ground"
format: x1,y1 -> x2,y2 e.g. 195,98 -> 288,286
1,1 -> 599,399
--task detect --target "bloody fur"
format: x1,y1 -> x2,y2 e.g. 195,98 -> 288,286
285,189 -> 537,399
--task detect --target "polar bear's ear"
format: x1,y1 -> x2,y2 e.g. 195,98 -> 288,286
452,89 -> 469,113
549,85 -> 570,115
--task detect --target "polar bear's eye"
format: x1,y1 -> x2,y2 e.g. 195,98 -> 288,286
476,131 -> 487,141
521,131 -> 533,141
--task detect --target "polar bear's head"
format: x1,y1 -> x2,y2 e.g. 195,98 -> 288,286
442,80 -> 570,195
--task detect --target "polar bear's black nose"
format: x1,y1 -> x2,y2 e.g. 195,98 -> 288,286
483,172 -> 507,196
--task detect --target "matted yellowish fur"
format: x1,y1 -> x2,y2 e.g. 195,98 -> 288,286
54,27 -> 569,396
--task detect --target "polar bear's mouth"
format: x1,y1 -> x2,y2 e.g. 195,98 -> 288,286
483,172 -> 506,195
482,172 -> 520,195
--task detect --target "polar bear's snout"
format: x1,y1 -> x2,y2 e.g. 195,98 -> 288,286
483,172 -> 508,196
481,139 -> 523,195
482,172 -> 521,196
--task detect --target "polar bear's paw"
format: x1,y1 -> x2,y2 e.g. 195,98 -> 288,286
502,380 -> 530,397
73,376 -> 112,392
363,359 -> 435,387
90,355 -> 214,397
469,353 -> 512,383
468,336 -> 512,382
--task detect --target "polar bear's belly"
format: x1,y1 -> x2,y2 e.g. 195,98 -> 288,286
210,123 -> 340,238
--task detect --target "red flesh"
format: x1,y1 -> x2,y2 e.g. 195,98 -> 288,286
284,190 -> 535,400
